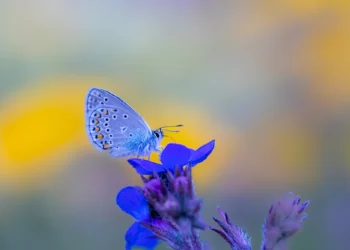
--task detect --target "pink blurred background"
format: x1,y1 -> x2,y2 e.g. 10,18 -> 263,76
0,1 -> 349,249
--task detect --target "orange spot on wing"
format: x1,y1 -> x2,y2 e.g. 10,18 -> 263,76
96,113 -> 101,118
97,134 -> 103,140
103,143 -> 109,149
104,110 -> 109,115
95,127 -> 100,132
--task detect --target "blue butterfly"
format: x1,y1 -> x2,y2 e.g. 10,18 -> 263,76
85,88 -> 182,159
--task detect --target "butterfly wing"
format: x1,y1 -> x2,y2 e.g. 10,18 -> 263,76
85,88 -> 153,157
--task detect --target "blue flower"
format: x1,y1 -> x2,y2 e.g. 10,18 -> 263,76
116,140 -> 215,249
128,140 -> 215,175
116,186 -> 158,250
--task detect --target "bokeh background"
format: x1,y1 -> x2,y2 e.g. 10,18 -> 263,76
0,1 -> 349,249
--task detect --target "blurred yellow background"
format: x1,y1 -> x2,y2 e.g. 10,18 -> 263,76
0,1 -> 349,249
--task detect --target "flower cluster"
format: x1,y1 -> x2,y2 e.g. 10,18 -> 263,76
117,140 -> 214,250
115,140 -> 309,250
140,167 -> 207,250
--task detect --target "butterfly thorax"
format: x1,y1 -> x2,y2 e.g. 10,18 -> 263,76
135,129 -> 164,157
113,129 -> 163,158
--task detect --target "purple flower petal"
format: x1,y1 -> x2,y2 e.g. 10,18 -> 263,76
128,159 -> 165,175
116,186 -> 149,220
190,140 -> 215,166
160,143 -> 192,171
125,222 -> 158,250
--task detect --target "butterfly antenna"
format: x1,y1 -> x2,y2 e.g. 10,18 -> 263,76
159,124 -> 183,133
159,124 -> 183,129
162,129 -> 180,133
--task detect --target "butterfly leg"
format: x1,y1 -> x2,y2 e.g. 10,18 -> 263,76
135,144 -> 143,159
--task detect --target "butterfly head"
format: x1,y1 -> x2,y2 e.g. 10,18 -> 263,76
153,124 -> 183,143
152,129 -> 165,143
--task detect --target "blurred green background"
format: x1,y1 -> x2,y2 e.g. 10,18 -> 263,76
0,1 -> 349,249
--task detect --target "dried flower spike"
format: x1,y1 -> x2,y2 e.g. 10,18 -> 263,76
210,207 -> 252,250
261,193 -> 309,250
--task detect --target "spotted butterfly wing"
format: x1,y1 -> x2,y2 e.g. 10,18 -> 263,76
85,88 -> 153,157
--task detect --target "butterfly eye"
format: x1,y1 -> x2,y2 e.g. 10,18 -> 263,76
154,132 -> 160,138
